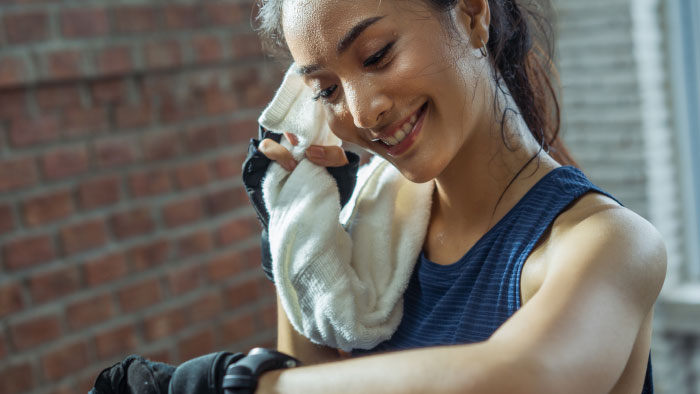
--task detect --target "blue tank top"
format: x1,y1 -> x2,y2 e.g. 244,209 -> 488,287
356,165 -> 653,394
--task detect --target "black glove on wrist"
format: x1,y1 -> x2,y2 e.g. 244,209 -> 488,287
242,125 -> 361,282
222,348 -> 301,394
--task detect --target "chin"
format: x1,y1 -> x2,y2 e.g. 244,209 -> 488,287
394,164 -> 439,185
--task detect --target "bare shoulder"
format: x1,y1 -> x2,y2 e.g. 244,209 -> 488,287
548,191 -> 667,307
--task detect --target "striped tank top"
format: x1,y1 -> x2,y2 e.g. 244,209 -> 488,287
356,165 -> 653,394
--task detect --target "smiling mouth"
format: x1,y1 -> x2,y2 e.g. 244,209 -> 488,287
372,102 -> 428,147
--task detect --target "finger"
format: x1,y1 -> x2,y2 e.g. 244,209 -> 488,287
258,138 -> 297,171
283,132 -> 299,146
305,145 -> 349,167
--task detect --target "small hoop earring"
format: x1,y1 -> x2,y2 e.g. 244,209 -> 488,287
479,39 -> 488,58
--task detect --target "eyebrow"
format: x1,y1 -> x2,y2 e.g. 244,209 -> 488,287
296,15 -> 385,75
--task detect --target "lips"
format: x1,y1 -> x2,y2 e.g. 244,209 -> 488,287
386,102 -> 427,157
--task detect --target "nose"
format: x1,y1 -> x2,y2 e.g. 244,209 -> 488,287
344,80 -> 392,130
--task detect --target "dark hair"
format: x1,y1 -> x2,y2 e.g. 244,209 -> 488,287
254,0 -> 579,172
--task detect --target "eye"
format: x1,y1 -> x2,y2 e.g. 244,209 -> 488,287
363,42 -> 394,67
312,85 -> 337,102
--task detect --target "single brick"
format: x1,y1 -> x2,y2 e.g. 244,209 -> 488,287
187,291 -> 223,323
110,207 -> 154,239
231,33 -> 263,59
0,89 -> 28,118
90,78 -> 128,104
0,362 -> 34,394
128,169 -> 171,198
10,314 -> 62,350
203,87 -> 238,115
83,252 -> 128,287
245,247 -> 263,271
115,103 -> 152,129
41,341 -> 90,381
144,40 -> 182,70
164,5 -> 201,29
47,50 -> 83,80
0,281 -> 24,318
96,46 -> 133,76
0,204 -> 13,234
0,157 -> 38,192
61,8 -> 109,38
212,154 -> 242,179
205,187 -> 247,216
143,306 -> 187,341
183,125 -> 221,154
77,175 -> 121,210
219,312 -> 255,345
204,3 -> 243,25
192,35 -> 223,63
29,265 -> 82,304
3,11 -> 48,44
113,5 -> 158,33
9,115 -> 60,148
178,328 -> 215,360
63,107 -> 108,137
167,264 -> 202,295
0,56 -> 29,88
60,219 -> 108,256
40,145 -> 89,180
160,96 -> 201,124
162,197 -> 204,228
223,278 -> 260,310
127,240 -> 170,272
206,251 -> 245,282
3,235 -> 55,271
217,216 -> 260,245
225,119 -> 258,144
176,230 -> 213,257
94,323 -> 138,360
117,278 -> 162,312
94,138 -> 136,168
142,132 -> 182,162
35,84 -> 82,110
174,161 -> 211,190
22,189 -> 74,227
66,293 -> 115,329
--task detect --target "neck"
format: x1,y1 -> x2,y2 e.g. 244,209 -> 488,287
431,112 -> 560,236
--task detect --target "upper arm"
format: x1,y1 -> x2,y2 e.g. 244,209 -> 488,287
489,207 -> 667,394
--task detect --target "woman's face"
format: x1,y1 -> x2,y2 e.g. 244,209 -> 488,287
282,0 -> 491,183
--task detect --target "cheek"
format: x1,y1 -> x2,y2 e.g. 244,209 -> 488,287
325,105 -> 361,144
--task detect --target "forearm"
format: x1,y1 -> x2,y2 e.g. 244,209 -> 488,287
276,295 -> 342,365
258,340 -> 545,394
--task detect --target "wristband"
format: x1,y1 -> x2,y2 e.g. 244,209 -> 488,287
222,348 -> 301,394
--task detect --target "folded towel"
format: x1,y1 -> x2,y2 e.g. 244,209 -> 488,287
259,64 -> 434,351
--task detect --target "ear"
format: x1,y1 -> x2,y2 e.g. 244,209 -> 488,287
454,0 -> 491,46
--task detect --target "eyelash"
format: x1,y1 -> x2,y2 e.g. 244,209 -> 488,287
312,42 -> 395,103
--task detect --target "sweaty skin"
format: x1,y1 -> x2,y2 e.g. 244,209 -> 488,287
256,0 -> 667,393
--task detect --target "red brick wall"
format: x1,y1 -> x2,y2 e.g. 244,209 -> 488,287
0,1 -> 284,393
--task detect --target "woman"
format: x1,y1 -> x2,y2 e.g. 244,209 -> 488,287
253,0 -> 667,393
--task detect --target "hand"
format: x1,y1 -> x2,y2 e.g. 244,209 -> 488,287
258,132 -> 349,171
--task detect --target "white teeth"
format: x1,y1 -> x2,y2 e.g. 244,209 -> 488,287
384,136 -> 399,146
394,129 -> 407,142
378,105 -> 424,147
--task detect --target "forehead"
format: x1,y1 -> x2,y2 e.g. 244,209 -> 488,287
281,0 -> 415,63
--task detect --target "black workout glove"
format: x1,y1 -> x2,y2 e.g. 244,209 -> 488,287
242,125 -> 360,282
89,352 -> 244,394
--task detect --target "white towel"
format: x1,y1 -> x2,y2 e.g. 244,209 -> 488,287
259,64 -> 434,351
